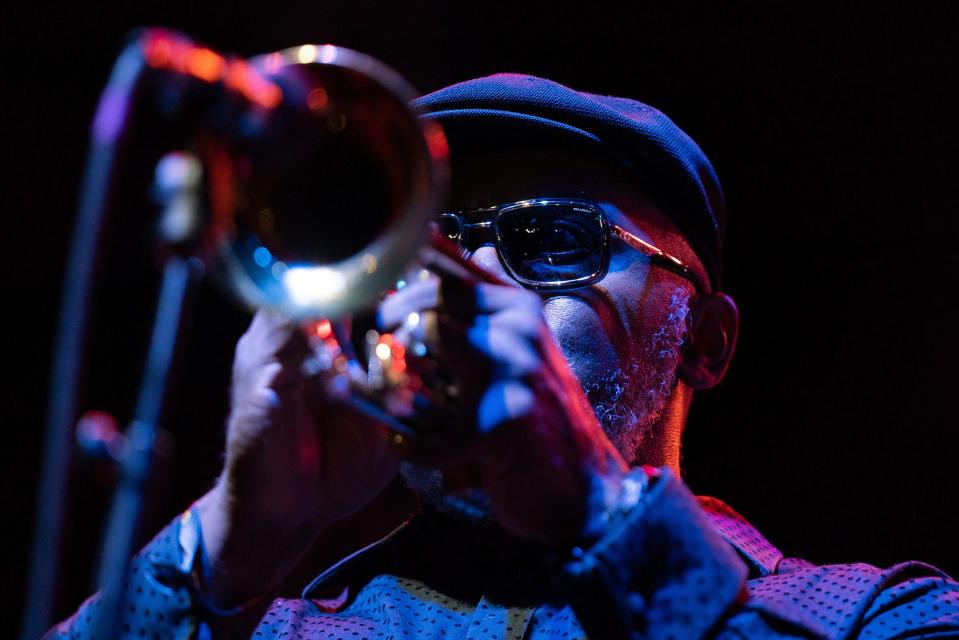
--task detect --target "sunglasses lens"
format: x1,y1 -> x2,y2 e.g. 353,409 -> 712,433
496,203 -> 606,285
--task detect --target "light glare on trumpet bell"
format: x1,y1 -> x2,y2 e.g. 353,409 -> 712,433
296,44 -> 317,64
318,45 -> 337,64
283,266 -> 346,307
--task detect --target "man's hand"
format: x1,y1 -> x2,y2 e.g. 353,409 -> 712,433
379,268 -> 629,546
198,310 -> 399,608
197,261 -> 627,608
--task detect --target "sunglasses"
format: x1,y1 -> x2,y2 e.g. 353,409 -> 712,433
438,198 -> 704,292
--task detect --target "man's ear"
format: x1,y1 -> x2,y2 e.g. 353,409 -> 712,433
677,292 -> 739,389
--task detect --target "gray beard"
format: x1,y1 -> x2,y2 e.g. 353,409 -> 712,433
585,286 -> 690,463
401,286 -> 691,514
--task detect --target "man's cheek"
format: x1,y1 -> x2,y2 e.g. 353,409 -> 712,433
541,296 -> 620,385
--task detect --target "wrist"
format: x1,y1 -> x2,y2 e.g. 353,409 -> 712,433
578,465 -> 656,547
195,482 -> 325,609
179,505 -> 267,621
216,462 -> 333,533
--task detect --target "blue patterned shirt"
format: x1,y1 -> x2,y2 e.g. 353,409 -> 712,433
47,469 -> 959,639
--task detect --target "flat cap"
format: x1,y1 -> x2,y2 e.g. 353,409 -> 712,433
413,73 -> 725,289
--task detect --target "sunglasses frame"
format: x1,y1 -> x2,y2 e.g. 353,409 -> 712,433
439,198 -> 705,293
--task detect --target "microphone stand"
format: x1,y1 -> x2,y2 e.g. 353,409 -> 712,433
22,28 -> 267,637
94,256 -> 201,640
21,30 -> 214,638
91,152 -> 205,640
19,43 -> 148,640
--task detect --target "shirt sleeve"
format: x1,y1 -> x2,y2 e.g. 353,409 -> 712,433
558,467 -> 751,639
557,468 -> 959,640
857,568 -> 959,638
44,510 -> 201,640
739,559 -> 959,639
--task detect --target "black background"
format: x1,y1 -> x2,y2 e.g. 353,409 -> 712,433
5,0 -> 959,632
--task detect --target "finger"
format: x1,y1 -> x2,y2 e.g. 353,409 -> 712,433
260,360 -> 308,396
244,309 -> 311,363
402,295 -> 549,405
393,381 -> 537,468
396,380 -> 527,451
477,305 -> 549,342
378,264 -> 540,329
377,278 -> 441,330
402,308 -> 546,393
437,272 -> 479,320
419,239 -> 507,287
425,316 -> 494,383
416,248 -> 496,320
248,307 -> 295,340
466,324 -> 542,378
472,283 -> 542,315
475,379 -> 536,434
440,279 -> 543,321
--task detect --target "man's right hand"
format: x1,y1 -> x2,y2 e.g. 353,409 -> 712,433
196,310 -> 400,609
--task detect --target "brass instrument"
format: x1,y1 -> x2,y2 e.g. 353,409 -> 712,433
143,31 -> 473,431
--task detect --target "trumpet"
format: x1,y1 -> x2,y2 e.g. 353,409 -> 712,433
142,29 -> 493,435
141,31 -> 452,318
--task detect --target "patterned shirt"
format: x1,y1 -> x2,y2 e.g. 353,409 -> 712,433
47,469 -> 959,639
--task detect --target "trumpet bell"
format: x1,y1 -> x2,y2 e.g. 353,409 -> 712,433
207,45 -> 448,319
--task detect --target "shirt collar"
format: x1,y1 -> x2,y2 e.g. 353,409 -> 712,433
697,495 -> 783,577
303,494 -> 784,599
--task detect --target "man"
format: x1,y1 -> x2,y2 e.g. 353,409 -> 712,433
49,74 -> 959,639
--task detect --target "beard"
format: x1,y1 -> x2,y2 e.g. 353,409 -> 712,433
400,285 -> 691,515
584,286 -> 691,463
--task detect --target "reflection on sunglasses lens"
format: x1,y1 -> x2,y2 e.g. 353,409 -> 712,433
498,204 -> 605,285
